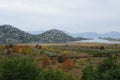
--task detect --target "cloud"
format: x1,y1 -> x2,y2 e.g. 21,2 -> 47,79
0,0 -> 120,33
0,0 -> 64,15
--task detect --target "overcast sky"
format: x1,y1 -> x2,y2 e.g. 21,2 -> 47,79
0,0 -> 120,33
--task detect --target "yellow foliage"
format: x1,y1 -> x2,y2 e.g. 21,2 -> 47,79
63,51 -> 68,55
42,45 -> 48,50
49,48 -> 54,52
34,57 -> 40,64
79,58 -> 84,65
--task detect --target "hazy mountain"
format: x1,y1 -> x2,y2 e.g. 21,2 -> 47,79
102,32 -> 120,38
28,30 -> 46,34
79,32 -> 100,38
29,30 -> 120,38
0,25 -> 84,44
66,32 -> 120,38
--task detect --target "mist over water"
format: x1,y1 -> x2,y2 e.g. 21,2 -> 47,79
80,38 -> 120,44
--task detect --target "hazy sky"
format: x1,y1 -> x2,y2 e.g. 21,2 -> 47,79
0,0 -> 120,33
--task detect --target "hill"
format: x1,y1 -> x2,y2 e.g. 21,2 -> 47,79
0,25 -> 84,44
0,25 -> 34,44
36,29 -> 82,43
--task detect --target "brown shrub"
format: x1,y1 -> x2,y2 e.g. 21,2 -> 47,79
62,59 -> 74,71
51,58 -> 57,65
58,54 -> 68,63
42,55 -> 50,68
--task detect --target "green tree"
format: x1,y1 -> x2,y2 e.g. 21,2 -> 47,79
43,69 -> 65,80
81,55 -> 120,80
0,57 -> 40,80
81,64 -> 97,80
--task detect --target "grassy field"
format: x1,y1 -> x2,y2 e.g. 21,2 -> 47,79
0,42 -> 120,80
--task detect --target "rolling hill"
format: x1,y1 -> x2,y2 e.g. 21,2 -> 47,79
0,25 -> 34,44
36,29 -> 80,43
0,25 -> 84,44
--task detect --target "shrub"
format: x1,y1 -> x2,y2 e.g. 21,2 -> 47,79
81,55 -> 120,80
43,69 -> 64,80
99,46 -> 104,50
0,57 -> 40,80
81,64 -> 97,80
58,54 -> 68,63
51,58 -> 57,65
43,69 -> 75,80
62,59 -> 74,71
42,55 -> 50,68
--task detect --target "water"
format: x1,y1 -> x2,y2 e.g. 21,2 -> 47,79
79,38 -> 120,44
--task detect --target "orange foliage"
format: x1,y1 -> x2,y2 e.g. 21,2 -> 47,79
51,58 -> 57,65
42,55 -> 50,68
35,44 -> 42,49
62,59 -> 74,71
12,45 -> 20,53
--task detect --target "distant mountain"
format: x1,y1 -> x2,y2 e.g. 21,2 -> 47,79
29,30 -> 120,38
102,32 -> 120,38
78,32 -> 100,38
0,25 -> 34,44
0,25 -> 85,44
66,32 -> 120,38
28,30 -> 46,34
36,29 -> 84,43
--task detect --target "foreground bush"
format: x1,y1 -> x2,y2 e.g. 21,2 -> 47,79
42,69 -> 75,80
0,57 -> 40,80
0,57 -> 75,80
81,55 -> 120,80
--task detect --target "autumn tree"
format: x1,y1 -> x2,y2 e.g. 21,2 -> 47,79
51,58 -> 57,65
58,54 -> 68,63
62,59 -> 74,71
42,55 -> 50,68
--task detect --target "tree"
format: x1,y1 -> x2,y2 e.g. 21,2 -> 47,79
43,69 -> 64,80
81,64 -> 97,80
58,54 -> 68,63
42,55 -> 50,68
62,59 -> 74,71
0,57 -> 40,80
81,55 -> 120,80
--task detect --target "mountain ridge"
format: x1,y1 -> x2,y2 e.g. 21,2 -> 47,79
28,31 -> 120,38
65,32 -> 120,38
0,25 -> 85,44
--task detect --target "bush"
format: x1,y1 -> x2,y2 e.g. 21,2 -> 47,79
42,55 -> 50,68
0,57 -> 75,80
43,69 -> 75,80
62,59 -> 74,71
0,57 -> 40,80
58,54 -> 68,63
81,55 -> 120,80
43,69 -> 64,80
81,64 -> 97,80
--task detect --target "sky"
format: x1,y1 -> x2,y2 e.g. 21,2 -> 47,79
0,0 -> 120,33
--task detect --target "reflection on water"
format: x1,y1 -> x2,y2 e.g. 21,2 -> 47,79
80,38 -> 120,44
